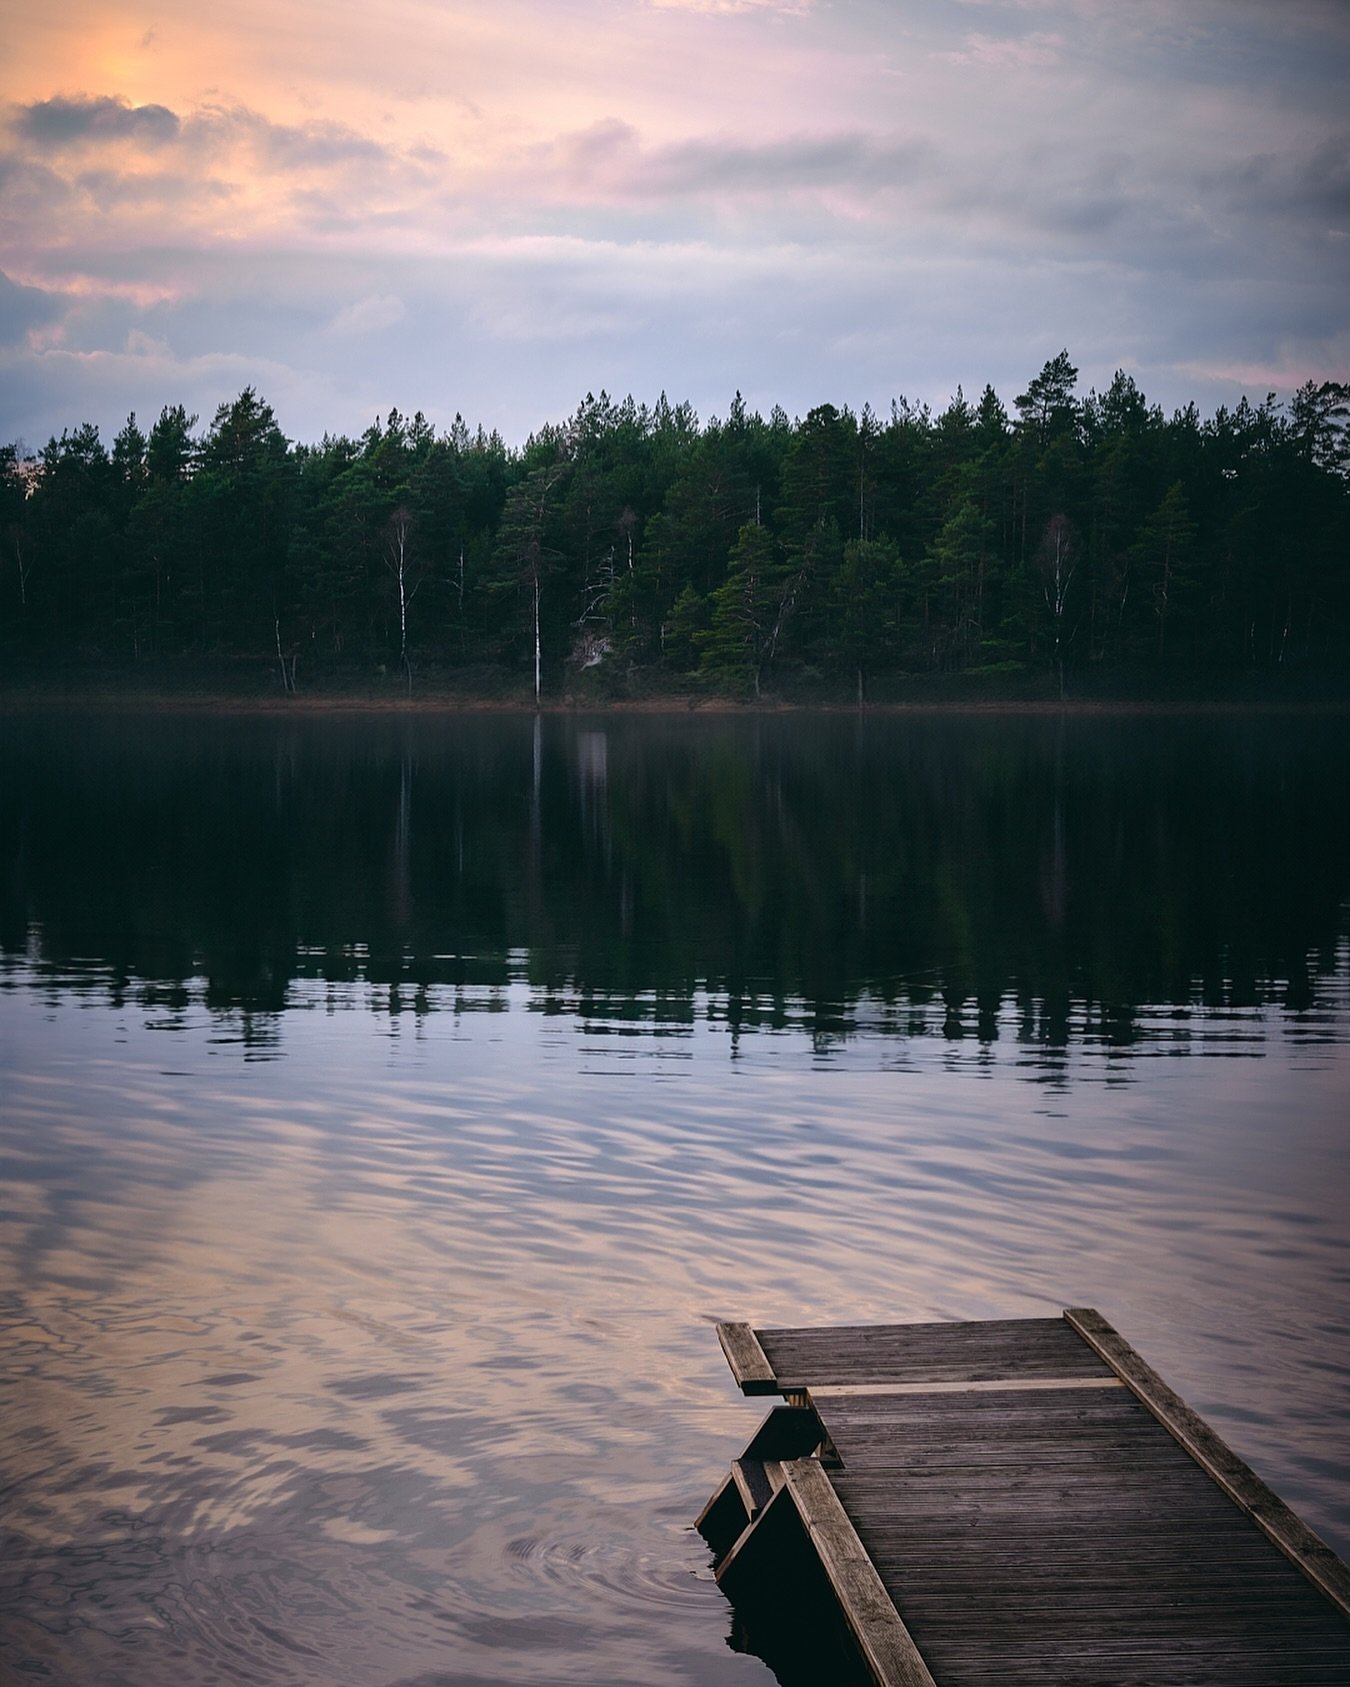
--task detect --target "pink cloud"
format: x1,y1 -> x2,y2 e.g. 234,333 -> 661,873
1179,342 -> 1350,390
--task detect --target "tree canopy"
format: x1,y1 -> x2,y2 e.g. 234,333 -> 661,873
5,361 -> 1348,697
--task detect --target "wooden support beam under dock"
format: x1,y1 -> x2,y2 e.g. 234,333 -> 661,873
698,1311 -> 1350,1686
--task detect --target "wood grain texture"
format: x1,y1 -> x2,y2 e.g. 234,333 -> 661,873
1066,1306 -> 1350,1618
716,1320 -> 777,1393
703,1312 -> 1350,1685
757,1318 -> 1112,1389
779,1457 -> 939,1687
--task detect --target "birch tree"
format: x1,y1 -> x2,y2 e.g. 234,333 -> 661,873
490,461 -> 567,706
384,503 -> 418,692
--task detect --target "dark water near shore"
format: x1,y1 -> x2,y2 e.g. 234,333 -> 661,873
2,710 -> 1347,1685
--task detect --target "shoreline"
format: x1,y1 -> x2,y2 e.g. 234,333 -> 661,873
3,686 -> 1347,719
3,656 -> 1347,718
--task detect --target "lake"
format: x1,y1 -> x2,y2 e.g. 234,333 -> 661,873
1,707 -> 1347,1685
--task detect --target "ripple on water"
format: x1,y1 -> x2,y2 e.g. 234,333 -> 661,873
1,939 -> 1347,1684
505,1519 -> 715,1613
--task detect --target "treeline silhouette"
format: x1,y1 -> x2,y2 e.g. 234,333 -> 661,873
4,354 -> 1348,697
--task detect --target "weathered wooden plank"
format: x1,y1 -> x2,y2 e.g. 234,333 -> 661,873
713,1468 -> 787,1586
758,1318 -> 1112,1388
1065,1306 -> 1350,1618
716,1320 -> 778,1394
693,1470 -> 741,1538
911,1641 -> 1349,1669
831,1423 -> 1161,1455
863,1538 -> 1304,1563
810,1375 -> 1125,1398
867,1565 -> 1316,1599
778,1457 -> 939,1687
697,1496 -> 753,1572
819,1396 -> 1156,1426
909,1661 -> 1347,1687
854,1533 -> 1304,1570
821,1383 -> 1148,1418
741,1403 -> 824,1461
908,1666 -> 1347,1687
879,1591 -> 1349,1626
832,1461 -> 1244,1497
732,1456 -> 776,1518
823,1421 -> 1189,1455
762,1317 -> 1073,1349
704,1312 -> 1350,1686
819,1396 -> 1153,1432
833,1467 -> 1249,1500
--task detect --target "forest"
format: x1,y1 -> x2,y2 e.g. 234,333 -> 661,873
3,354 -> 1348,700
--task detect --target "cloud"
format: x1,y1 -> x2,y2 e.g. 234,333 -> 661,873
0,269 -> 62,348
2,93 -> 443,258
2,0 -> 1348,454
0,152 -> 75,218
7,93 -> 411,185
936,32 -> 1066,68
1177,329 -> 1350,395
73,168 -> 236,212
16,94 -> 180,149
125,328 -> 171,358
1191,133 -> 1350,244
328,295 -> 408,336
644,0 -> 811,13
548,120 -> 931,208
1288,133 -> 1350,228
186,105 -> 389,171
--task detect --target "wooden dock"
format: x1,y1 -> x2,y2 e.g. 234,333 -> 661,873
697,1310 -> 1350,1685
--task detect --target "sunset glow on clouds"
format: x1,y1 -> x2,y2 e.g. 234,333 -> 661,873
2,0 -> 1348,446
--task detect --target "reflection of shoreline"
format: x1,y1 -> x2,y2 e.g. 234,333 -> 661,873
5,712 -> 1347,1074
5,955 -> 1346,1083
3,687 -> 1350,721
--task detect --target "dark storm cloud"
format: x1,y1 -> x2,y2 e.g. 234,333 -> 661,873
17,95 -> 181,149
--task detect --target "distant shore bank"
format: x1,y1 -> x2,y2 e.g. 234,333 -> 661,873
3,665 -> 1347,718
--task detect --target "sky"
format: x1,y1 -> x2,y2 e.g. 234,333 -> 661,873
2,0 -> 1348,451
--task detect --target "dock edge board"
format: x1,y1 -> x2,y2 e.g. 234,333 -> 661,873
1064,1306 -> 1350,1619
779,1457 -> 939,1687
716,1321 -> 779,1394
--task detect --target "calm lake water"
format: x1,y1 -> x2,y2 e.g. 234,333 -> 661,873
1,708 -> 1347,1685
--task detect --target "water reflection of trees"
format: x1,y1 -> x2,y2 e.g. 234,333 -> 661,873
2,713 -> 1346,1059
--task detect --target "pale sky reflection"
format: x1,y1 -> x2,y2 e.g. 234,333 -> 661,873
5,986 -> 1347,1539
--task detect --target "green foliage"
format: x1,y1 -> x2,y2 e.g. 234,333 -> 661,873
698,521 -> 787,696
4,364 -> 1349,694
831,536 -> 901,701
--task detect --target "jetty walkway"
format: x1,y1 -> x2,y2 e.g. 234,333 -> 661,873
697,1310 -> 1350,1685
